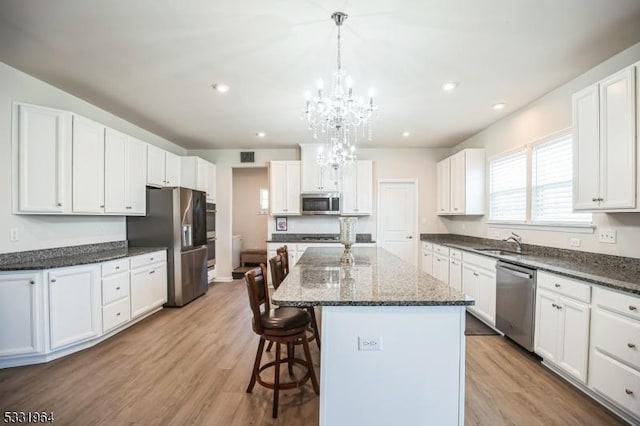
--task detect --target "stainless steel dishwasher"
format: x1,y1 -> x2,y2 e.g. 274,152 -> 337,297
496,261 -> 537,351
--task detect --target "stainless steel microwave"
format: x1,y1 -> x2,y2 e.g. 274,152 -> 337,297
301,192 -> 340,215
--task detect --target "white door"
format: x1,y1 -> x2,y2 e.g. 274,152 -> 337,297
72,115 -> 105,213
126,138 -> 147,215
572,85 -> 600,210
436,158 -> 451,215
557,297 -> 590,383
534,290 -> 559,362
0,272 -> 42,356
104,128 -> 128,213
165,151 -> 181,187
146,144 -> 166,187
378,181 -> 417,266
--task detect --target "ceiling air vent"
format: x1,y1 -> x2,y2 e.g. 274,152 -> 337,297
240,152 -> 255,163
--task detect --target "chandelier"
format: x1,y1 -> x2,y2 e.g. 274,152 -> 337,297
304,12 -> 377,170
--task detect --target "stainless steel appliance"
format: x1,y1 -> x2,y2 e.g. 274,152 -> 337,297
301,192 -> 340,215
127,187 -> 208,307
496,261 -> 537,351
206,203 -> 216,270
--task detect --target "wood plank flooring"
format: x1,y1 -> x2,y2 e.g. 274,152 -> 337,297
0,280 -> 624,425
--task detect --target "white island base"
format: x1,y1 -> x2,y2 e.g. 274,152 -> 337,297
319,305 -> 466,426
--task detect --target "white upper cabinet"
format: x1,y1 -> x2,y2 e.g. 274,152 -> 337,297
72,115 -> 105,213
147,145 -> 182,188
270,161 -> 301,215
105,129 -> 147,215
573,65 -> 637,211
14,103 -> 72,214
206,163 -> 216,203
181,156 -> 214,197
341,160 -> 373,216
437,149 -> 485,216
300,144 -> 339,192
437,158 -> 451,214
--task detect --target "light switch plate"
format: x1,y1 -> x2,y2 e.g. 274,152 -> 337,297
358,336 -> 382,351
10,228 -> 18,242
599,229 -> 617,244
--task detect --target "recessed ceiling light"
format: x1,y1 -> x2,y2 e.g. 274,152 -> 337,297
402,131 -> 411,137
256,132 -> 266,138
492,102 -> 506,110
211,83 -> 230,93
442,82 -> 458,91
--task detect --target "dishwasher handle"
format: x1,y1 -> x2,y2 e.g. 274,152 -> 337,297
496,263 -> 533,280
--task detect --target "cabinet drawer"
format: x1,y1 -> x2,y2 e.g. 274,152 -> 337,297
449,249 -> 462,260
590,349 -> 640,417
433,244 -> 450,256
422,242 -> 433,251
462,252 -> 496,272
102,273 -> 130,305
592,308 -> 640,370
102,297 -> 131,333
102,258 -> 129,277
538,271 -> 591,303
593,286 -> 640,321
130,250 -> 166,270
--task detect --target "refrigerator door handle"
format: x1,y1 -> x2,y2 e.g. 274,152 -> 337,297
182,224 -> 193,248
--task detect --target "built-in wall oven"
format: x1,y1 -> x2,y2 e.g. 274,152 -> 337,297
206,203 -> 216,270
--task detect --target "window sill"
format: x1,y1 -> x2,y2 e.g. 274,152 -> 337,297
486,221 -> 595,234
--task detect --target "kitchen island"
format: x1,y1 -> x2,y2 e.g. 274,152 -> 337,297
272,247 -> 473,426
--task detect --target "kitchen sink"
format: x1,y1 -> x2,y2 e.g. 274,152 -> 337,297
474,248 -> 522,256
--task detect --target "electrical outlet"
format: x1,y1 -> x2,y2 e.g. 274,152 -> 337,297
599,229 -> 617,244
10,228 -> 18,242
570,238 -> 581,247
358,336 -> 382,351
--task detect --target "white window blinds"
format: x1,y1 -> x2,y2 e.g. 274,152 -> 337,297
532,136 -> 591,223
489,149 -> 527,221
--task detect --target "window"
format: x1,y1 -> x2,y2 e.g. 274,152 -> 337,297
259,188 -> 269,214
489,149 -> 527,222
489,130 -> 592,226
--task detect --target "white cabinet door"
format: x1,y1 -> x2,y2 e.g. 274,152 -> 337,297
206,163 -> 216,203
476,269 -> 496,325
433,254 -> 449,284
449,258 -> 462,291
126,138 -> 147,215
557,297 -> 590,383
462,265 -> 478,311
48,265 -> 101,350
16,104 -> 72,213
573,85 -> 601,210
599,67 -> 636,209
421,251 -> 433,276
270,161 -> 301,215
72,115 -> 105,214
164,151 -> 181,187
436,158 -> 451,215
535,290 -> 559,362
104,128 -> 128,213
0,272 -> 43,357
151,263 -> 168,308
130,267 -> 155,319
300,144 -> 339,192
196,158 -> 208,192
449,151 -> 466,214
342,160 -> 373,215
146,144 -> 166,188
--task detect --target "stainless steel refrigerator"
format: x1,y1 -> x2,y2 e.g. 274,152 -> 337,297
127,187 -> 208,307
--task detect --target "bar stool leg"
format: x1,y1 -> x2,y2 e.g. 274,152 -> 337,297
301,336 -> 320,394
308,307 -> 321,350
246,337 -> 265,393
266,341 -> 274,352
286,343 -> 295,376
273,343 -> 281,418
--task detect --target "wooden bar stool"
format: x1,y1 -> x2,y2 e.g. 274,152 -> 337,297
245,265 -> 319,418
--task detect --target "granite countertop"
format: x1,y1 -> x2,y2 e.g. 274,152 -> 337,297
0,244 -> 167,271
272,247 -> 473,307
267,233 -> 375,244
420,235 -> 640,296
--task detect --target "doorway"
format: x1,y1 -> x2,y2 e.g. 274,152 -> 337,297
377,180 -> 418,266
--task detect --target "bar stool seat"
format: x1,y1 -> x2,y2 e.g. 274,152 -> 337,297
261,307 -> 310,331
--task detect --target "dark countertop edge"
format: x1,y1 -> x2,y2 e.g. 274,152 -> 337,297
420,237 -> 640,296
0,247 -> 167,271
271,300 -> 474,307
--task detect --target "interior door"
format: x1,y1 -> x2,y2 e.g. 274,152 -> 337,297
378,181 -> 417,266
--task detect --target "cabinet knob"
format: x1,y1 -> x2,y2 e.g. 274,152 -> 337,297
473,272 -> 479,277
149,270 -> 155,274
628,343 -> 636,349
99,205 -> 105,208
150,257 -> 154,261
554,283 -> 561,288
116,286 -> 121,290
29,280 -> 35,285
598,198 -> 604,202
453,208 -> 458,211
592,198 -> 598,202
552,303 -> 557,308
115,266 -> 120,270
126,206 -> 132,209
57,203 -> 62,207
625,389 -> 634,395
557,305 -> 562,310
406,236 -> 413,239
51,278 -> 56,283
630,306 -> 638,311
116,312 -> 121,316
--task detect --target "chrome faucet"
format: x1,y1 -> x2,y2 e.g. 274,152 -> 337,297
503,232 -> 523,254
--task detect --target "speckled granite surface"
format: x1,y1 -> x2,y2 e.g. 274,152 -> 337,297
272,247 -> 473,307
267,233 -> 374,243
0,241 -> 166,271
420,234 -> 640,295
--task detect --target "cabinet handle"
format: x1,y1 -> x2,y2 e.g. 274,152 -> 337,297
116,312 -> 121,316
552,303 -> 557,308
598,198 -> 604,202
554,283 -> 561,288
99,205 -> 105,208
116,286 -> 121,290
57,203 -> 62,207
625,389 -> 634,395
406,236 -> 413,239
150,257 -> 154,261
628,343 -> 636,349
51,278 -> 56,283
29,280 -> 35,285
115,266 -> 120,270
557,305 -> 562,310
473,272 -> 479,277
592,198 -> 598,202
126,206 -> 132,209
453,208 -> 458,211
629,305 -> 638,311
149,270 -> 155,274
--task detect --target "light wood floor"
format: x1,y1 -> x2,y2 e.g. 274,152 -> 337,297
0,280 -> 624,425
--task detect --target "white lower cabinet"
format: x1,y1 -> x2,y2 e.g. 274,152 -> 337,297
449,258 -> 462,291
47,264 -> 102,351
101,258 -> 131,333
421,242 -> 433,276
433,254 -> 449,284
462,253 -> 496,326
130,252 -> 168,319
0,272 -> 44,357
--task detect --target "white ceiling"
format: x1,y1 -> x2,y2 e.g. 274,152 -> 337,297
1,1 -> 640,150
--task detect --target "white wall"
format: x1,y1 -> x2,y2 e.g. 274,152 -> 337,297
189,147 -> 450,280
0,61 -> 187,254
446,42 -> 640,258
232,167 -> 268,251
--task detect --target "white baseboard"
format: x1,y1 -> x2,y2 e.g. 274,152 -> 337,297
213,275 -> 234,282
